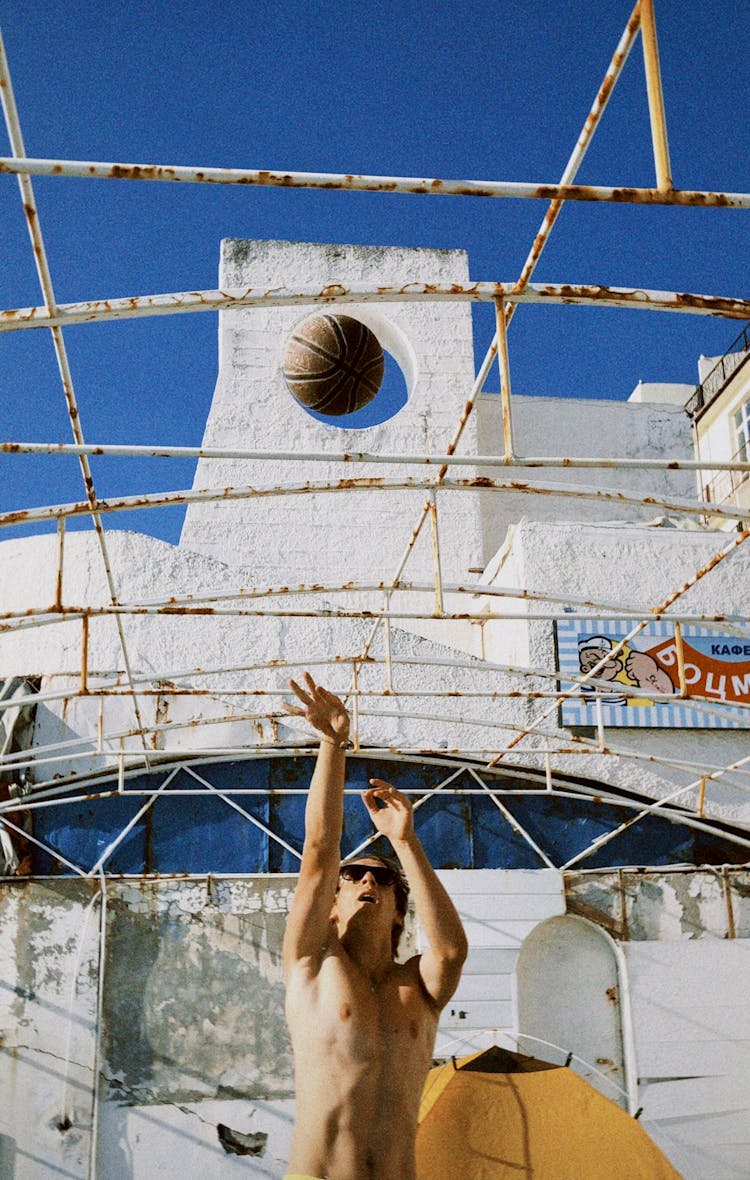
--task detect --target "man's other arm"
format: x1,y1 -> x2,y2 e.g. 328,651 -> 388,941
364,781 -> 468,1009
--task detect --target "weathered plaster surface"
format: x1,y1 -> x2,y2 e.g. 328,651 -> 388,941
181,240 -> 484,591
103,878 -> 292,1102
0,878 -> 298,1179
475,391 -> 695,564
0,879 -> 100,1179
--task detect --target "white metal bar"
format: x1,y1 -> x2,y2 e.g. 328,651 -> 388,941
1,154 -> 745,206
488,527 -> 750,766
342,767 -> 466,860
511,0 -> 641,299
495,298 -> 514,459
88,871 -> 107,1180
0,813 -> 88,876
86,769 -> 178,875
54,517 -> 66,609
0,32 -> 151,769
1,473 -> 747,533
640,0 -> 672,191
2,281 -> 749,333
351,661 -> 361,752
1,600 -> 747,630
427,490 -> 444,614
384,597 -> 394,694
2,439 -> 747,478
560,750 -> 750,869
1,663 -> 748,785
467,768 -> 556,869
184,766 -> 303,861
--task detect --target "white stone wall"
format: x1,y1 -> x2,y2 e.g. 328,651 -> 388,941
180,239 -> 484,596
476,392 -> 696,564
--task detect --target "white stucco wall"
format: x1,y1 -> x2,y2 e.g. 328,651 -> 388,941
180,240 -> 484,600
476,392 -> 696,565
693,360 -> 750,519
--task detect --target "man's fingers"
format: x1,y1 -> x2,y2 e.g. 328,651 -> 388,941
289,678 -> 314,705
281,703 -> 306,717
362,788 -> 382,815
368,778 -> 393,791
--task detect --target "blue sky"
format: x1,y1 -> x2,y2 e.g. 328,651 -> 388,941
1,0 -> 748,544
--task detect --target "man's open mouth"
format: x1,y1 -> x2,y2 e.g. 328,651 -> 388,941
360,893 -> 377,903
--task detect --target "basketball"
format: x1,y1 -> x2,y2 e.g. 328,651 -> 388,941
282,314 -> 384,416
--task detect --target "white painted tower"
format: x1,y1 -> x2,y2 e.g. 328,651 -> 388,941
180,240 -> 484,592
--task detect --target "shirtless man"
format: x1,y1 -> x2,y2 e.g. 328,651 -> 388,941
282,674 -> 468,1180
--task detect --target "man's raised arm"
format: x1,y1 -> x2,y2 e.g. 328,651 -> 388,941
282,675 -> 350,976
364,779 -> 468,1009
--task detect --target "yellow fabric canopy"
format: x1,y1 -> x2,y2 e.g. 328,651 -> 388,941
417,1046 -> 683,1180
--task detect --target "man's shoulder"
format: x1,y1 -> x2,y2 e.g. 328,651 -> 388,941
284,931 -> 342,986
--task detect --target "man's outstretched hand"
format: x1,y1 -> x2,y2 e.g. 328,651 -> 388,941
285,673 -> 350,742
363,779 -> 415,844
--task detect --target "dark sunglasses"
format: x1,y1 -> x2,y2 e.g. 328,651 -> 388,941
339,863 -> 398,887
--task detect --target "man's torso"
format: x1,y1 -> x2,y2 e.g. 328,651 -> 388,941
285,944 -> 438,1180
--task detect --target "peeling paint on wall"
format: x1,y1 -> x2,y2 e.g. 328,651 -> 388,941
565,868 -> 749,940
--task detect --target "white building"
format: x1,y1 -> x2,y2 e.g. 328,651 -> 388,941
1,239 -> 749,1180
687,325 -> 750,527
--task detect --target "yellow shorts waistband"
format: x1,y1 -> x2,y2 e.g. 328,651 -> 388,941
283,1174 -> 326,1180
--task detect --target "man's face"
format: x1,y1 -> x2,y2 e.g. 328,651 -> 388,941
331,858 -> 399,935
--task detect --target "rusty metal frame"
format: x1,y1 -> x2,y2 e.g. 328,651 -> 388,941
4,280 -> 750,332
1,472 -> 750,538
0,1 -> 748,887
3,439 -> 748,480
0,33 -> 152,770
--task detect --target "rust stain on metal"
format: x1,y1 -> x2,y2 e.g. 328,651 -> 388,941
605,986 -> 619,1006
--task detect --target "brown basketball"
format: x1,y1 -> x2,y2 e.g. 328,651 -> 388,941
282,314 -> 384,416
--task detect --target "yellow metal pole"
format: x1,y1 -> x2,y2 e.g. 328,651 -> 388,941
641,0 -> 673,191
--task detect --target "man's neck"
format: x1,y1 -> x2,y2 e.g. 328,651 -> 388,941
339,925 -> 393,985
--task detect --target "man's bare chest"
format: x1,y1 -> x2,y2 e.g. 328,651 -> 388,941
302,960 -> 436,1065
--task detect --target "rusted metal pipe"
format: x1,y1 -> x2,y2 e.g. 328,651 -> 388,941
488,528 -> 750,766
468,767 -> 556,868
2,600 -> 748,630
512,0 -> 642,300
673,621 -> 687,697
2,439 -> 747,478
80,614 -> 89,695
0,31 -> 151,766
428,490 -> 444,614
351,661 -> 361,752
54,517 -> 66,609
3,281 -> 749,333
1,472 -> 746,533
495,298 -> 514,460
1,155 -> 745,206
87,768 -> 178,875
